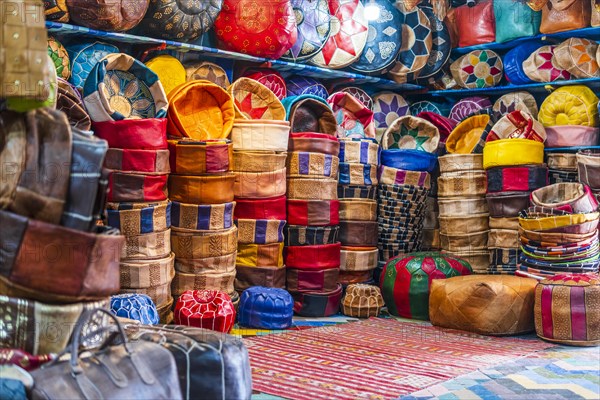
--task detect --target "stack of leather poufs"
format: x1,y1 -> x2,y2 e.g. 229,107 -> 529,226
229,78 -> 290,293
0,108 -> 124,354
437,153 -> 489,274
337,137 -> 380,287
484,110 -> 549,275
518,183 -> 599,278
376,116 -> 440,280
87,54 -> 173,323
166,80 -> 239,310
546,152 -> 579,184
578,150 -> 600,204
282,95 -> 343,317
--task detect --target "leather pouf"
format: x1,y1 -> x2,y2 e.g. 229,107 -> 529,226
341,283 -> 384,318
66,0 -> 149,32
429,275 -> 538,336
380,252 -> 473,320
535,273 -> 600,346
174,290 -> 236,333
238,286 -> 294,329
110,293 -> 159,325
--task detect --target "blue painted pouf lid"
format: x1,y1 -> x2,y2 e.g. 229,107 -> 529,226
110,293 -> 159,325
238,287 -> 294,330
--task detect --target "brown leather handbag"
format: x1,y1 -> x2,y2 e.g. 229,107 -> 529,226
540,0 -> 592,33
453,0 -> 496,47
30,308 -> 183,400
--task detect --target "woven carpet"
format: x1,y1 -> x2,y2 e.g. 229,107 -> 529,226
244,318 -> 554,400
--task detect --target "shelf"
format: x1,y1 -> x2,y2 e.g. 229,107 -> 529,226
451,27 -> 600,56
425,77 -> 600,98
545,146 -> 600,153
46,22 -> 424,92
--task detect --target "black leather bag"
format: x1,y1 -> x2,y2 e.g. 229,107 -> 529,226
30,309 -> 182,400
124,324 -> 252,400
60,129 -> 108,231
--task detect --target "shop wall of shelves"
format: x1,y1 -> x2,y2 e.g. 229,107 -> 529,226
46,22 -> 423,92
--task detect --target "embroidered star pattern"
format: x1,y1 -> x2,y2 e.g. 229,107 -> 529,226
237,93 -> 268,119
320,0 -> 368,65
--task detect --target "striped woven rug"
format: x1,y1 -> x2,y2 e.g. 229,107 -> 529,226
244,318 -> 554,400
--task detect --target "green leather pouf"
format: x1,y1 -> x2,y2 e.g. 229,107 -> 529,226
380,252 -> 473,320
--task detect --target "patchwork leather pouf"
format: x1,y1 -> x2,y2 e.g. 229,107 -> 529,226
534,273 -> 600,346
281,0 -> 332,62
380,252 -> 473,320
341,283 -> 384,318
238,286 -> 294,329
429,275 -> 538,335
174,290 -> 236,333
110,293 -> 159,325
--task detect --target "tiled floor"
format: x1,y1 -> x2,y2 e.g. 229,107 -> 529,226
242,314 -> 600,400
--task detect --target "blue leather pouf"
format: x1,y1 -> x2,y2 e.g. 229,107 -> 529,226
238,287 -> 294,329
110,293 -> 159,325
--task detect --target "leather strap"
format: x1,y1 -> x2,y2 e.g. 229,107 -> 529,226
530,183 -> 599,214
338,162 -> 378,185
234,168 -> 287,199
488,229 -> 520,248
286,152 -> 339,179
234,265 -> 286,292
236,242 -> 285,267
338,138 -> 379,164
233,151 -> 287,172
120,252 -> 175,289
291,284 -> 343,317
337,184 -> 377,200
340,247 -> 378,271
168,173 -> 235,204
171,270 -> 236,297
106,201 -> 171,236
171,226 -> 238,258
285,242 -> 341,270
286,268 -> 339,292
107,171 -> 168,202
122,229 -> 172,261
93,118 -> 168,150
378,165 -> 431,189
287,199 -> 340,226
339,221 -> 379,246
284,225 -> 340,246
120,282 -> 172,310
487,164 -> 548,193
236,219 -> 285,244
287,177 -> 338,200
174,252 -> 237,274
288,132 -> 340,156
438,172 -> 487,197
168,138 -> 233,175
338,270 -> 373,285
440,231 -> 489,252
104,149 -> 170,174
170,201 -> 235,231
339,199 -> 377,221
231,120 -> 290,152
0,210 -> 123,303
234,196 -> 287,220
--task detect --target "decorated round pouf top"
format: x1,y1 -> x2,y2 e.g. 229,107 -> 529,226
281,0 -> 332,62
238,286 -> 294,329
214,0 -> 298,59
110,293 -> 159,325
174,290 -> 236,333
380,252 -> 473,320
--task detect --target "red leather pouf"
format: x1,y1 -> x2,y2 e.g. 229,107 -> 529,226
174,290 -> 236,333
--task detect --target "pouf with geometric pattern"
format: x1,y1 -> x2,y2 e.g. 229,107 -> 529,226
110,293 -> 159,325
341,283 -> 384,318
238,287 -> 294,329
380,252 -> 473,320
174,290 -> 236,333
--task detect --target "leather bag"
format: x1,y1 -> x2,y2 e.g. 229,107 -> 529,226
453,0 -> 496,47
30,308 -> 182,400
494,0 -> 541,42
540,0 -> 591,33
124,324 -> 252,400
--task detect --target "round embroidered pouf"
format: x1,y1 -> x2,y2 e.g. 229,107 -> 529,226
110,293 -> 159,325
380,252 -> 473,320
341,284 -> 384,318
238,287 -> 294,329
174,290 -> 236,333
535,273 -> 600,346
